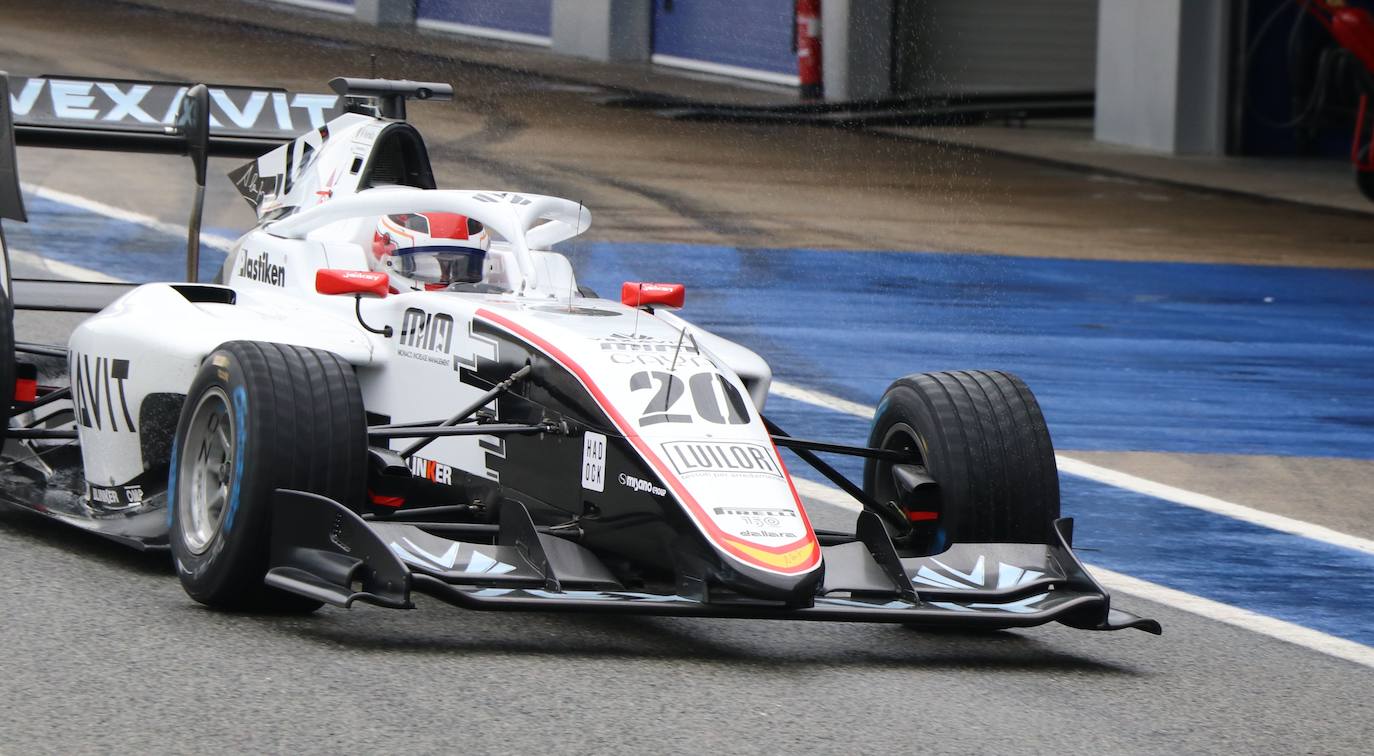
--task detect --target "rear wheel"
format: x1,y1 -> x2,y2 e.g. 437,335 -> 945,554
0,286 -> 13,444
863,370 -> 1059,554
169,341 -> 367,611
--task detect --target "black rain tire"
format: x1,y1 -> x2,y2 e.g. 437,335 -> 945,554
863,370 -> 1059,553
169,341 -> 367,611
0,286 -> 13,445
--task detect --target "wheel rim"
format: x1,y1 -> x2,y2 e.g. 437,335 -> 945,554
177,387 -> 236,555
875,423 -> 943,538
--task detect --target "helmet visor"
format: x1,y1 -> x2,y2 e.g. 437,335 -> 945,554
393,244 -> 486,285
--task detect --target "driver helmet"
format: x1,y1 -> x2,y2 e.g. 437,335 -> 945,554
371,212 -> 491,291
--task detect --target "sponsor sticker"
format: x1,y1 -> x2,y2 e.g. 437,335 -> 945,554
236,250 -> 286,286
408,456 -> 453,485
70,353 -> 135,433
87,482 -> 144,510
581,432 -> 606,492
397,308 -> 454,366
661,440 -> 782,479
6,76 -> 343,136
618,472 -> 666,497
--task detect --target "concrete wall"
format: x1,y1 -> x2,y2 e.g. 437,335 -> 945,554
822,0 -> 893,101
551,0 -> 652,62
1095,0 -> 1229,154
355,0 -> 412,26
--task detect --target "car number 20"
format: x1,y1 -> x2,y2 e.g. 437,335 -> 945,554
630,370 -> 751,427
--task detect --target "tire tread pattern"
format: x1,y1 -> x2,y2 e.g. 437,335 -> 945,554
863,369 -> 1059,545
171,340 -> 366,610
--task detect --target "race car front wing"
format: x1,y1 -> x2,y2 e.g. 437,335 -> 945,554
265,490 -> 1161,633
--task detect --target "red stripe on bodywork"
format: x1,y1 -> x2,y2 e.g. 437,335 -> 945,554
476,308 -> 820,575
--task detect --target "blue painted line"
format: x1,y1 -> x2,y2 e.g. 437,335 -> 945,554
768,395 -> 1374,647
14,196 -> 1374,647
17,201 -> 1373,459
6,195 -> 228,283
565,241 -> 1374,460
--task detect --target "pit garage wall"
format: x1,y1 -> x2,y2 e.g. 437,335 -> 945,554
891,0 -> 1098,95
649,0 -> 799,86
416,0 -> 553,47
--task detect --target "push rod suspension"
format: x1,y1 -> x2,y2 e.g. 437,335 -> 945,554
398,364 -> 532,458
770,435 -> 912,462
762,416 -> 911,533
370,423 -> 553,440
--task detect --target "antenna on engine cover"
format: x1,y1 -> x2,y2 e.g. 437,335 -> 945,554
329,77 -> 454,121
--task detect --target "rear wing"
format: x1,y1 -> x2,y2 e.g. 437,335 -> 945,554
0,74 -> 448,309
6,75 -> 345,157
0,73 -> 345,305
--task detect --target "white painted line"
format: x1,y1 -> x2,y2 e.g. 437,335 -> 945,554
417,18 -> 552,48
20,184 -> 237,254
8,248 -> 125,283
770,379 -> 1374,557
23,186 -> 1372,560
793,476 -> 861,512
266,0 -> 354,14
794,486 -> 1374,670
1056,455 -> 1374,556
1088,564 -> 1374,670
650,54 -> 802,88
771,380 -> 875,419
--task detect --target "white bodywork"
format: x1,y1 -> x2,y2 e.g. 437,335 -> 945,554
68,111 -> 814,578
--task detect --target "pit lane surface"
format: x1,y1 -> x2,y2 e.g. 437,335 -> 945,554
3,2 -> 1374,753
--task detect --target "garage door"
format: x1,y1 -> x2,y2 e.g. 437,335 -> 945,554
416,0 -> 553,46
651,0 -> 798,86
893,0 -> 1097,95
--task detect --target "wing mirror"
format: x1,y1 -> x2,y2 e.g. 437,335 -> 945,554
316,269 -> 389,297
317,269 -> 393,337
621,282 -> 685,310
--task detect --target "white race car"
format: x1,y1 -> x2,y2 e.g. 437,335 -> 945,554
0,74 -> 1158,634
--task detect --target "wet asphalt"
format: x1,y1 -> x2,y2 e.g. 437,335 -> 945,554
2,1 -> 1373,753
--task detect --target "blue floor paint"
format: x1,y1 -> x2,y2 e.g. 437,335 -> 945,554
6,195 -> 229,283
767,395 -> 1374,646
564,241 -> 1374,460
11,198 -> 1374,648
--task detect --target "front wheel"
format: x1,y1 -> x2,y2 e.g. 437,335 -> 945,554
168,341 -> 367,611
863,370 -> 1060,554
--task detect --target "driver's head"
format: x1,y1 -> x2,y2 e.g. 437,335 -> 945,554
371,212 -> 491,291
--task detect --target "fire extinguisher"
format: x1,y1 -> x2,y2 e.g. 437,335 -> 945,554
796,0 -> 823,100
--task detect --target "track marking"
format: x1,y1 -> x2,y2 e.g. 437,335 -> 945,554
793,483 -> 1374,671
1055,456 -> 1374,556
792,477 -> 861,512
20,183 -> 237,253
8,247 -> 125,283
778,378 -> 1374,666
771,380 -> 874,418
1088,565 -> 1374,670
771,379 -> 1374,556
21,185 -> 1374,667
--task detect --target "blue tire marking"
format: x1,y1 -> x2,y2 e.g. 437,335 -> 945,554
224,384 -> 249,534
165,443 -> 179,529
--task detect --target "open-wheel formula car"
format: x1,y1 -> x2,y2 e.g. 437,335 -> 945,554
0,73 -> 1159,634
